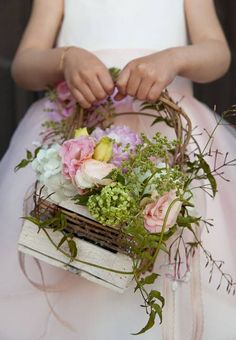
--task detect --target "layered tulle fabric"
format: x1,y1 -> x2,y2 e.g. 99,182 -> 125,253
0,49 -> 236,339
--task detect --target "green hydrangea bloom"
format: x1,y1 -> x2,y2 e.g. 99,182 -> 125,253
87,182 -> 137,227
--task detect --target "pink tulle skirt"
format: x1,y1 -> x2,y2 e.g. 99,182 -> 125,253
0,50 -> 236,340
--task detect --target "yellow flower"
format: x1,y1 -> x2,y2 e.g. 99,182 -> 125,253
74,128 -> 89,138
93,137 -> 113,162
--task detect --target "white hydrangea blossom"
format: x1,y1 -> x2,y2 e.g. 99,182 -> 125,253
32,144 -> 62,181
43,173 -> 77,203
32,144 -> 76,202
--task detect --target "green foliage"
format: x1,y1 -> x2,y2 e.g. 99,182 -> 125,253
67,239 -> 78,260
24,211 -> 78,261
132,310 -> 156,335
177,215 -> 201,227
109,67 -> 121,82
197,155 -> 217,197
151,116 -> 173,128
132,271 -> 164,335
14,146 -> 41,172
138,273 -> 159,287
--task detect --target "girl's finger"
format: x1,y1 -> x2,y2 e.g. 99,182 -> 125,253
116,66 -> 131,95
97,70 -> 114,95
126,72 -> 142,97
86,76 -> 107,100
136,79 -> 155,101
146,82 -> 163,102
77,82 -> 97,104
71,87 -> 91,109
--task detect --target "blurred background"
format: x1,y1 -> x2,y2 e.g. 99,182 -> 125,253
0,0 -> 235,159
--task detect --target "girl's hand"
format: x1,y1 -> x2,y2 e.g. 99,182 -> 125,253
115,49 -> 179,102
63,47 -> 114,108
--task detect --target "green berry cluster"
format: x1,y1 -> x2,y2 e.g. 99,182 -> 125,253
87,182 -> 138,227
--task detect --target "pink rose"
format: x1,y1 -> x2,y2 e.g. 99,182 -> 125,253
144,191 -> 182,233
75,159 -> 116,189
60,137 -> 96,179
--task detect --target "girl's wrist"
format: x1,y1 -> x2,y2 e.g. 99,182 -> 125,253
168,47 -> 188,77
59,46 -> 77,75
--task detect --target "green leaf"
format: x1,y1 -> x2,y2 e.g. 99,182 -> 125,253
34,146 -> 42,158
182,200 -> 195,208
26,150 -> 33,160
41,216 -> 60,229
67,239 -> 78,260
59,213 -> 67,229
162,225 -> 177,241
197,155 -> 217,197
116,173 -> 125,185
134,273 -> 159,293
158,244 -> 169,254
53,224 -> 67,232
141,273 -> 159,285
109,67 -> 121,82
57,235 -> 68,249
152,303 -> 163,323
23,216 -> 40,226
148,290 -> 165,308
186,160 -> 199,172
74,195 -> 90,206
151,116 -> 173,127
14,159 -> 31,172
177,215 -> 201,227
132,310 -> 156,335
187,241 -> 200,248
140,251 -> 153,261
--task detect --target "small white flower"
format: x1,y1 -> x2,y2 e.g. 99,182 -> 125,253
32,144 -> 62,182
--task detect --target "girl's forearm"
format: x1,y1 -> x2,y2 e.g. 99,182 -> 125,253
11,48 -> 65,91
171,40 -> 231,83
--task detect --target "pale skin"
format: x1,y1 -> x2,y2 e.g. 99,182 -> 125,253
11,0 -> 231,109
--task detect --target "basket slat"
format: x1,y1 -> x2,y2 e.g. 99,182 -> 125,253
18,220 -> 134,293
38,199 -> 132,255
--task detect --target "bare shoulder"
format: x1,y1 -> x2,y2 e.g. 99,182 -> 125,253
16,0 -> 64,53
184,0 -> 227,43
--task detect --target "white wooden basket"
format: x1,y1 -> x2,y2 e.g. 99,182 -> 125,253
18,191 -> 134,293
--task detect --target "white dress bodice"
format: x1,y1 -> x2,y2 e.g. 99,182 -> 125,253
58,0 -> 187,50
57,0 -> 192,95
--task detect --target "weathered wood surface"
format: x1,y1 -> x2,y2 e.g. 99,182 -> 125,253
18,220 -> 134,293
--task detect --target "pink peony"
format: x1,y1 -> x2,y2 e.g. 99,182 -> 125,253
44,82 -> 77,121
74,159 -> 116,189
56,81 -> 75,102
45,100 -> 75,121
144,191 -> 182,233
60,137 -> 96,179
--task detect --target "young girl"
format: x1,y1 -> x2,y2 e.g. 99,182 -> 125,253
0,1 -> 236,339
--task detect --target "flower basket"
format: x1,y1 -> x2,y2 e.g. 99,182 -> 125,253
18,89 -> 191,289
17,75 -> 236,334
